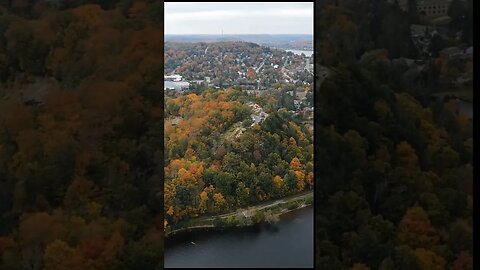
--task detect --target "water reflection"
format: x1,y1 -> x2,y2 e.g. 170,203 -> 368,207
165,206 -> 313,268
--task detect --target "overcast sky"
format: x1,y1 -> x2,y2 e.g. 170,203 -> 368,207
165,2 -> 313,35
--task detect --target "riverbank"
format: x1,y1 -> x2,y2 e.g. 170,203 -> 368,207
165,191 -> 313,238
165,206 -> 313,268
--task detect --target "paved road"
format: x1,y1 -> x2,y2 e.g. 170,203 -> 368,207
166,191 -> 313,236
202,191 -> 313,221
281,59 -> 295,82
255,60 -> 265,73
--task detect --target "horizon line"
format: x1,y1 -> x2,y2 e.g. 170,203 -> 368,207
165,33 -> 312,35
165,33 -> 313,36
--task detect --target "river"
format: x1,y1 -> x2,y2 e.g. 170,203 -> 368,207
165,206 -> 313,268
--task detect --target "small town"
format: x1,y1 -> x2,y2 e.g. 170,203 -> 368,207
164,41 -> 314,124
164,41 -> 313,91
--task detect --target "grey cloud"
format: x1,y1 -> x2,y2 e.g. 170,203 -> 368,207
165,2 -> 313,35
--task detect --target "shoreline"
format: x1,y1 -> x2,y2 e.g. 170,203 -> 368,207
165,195 -> 313,238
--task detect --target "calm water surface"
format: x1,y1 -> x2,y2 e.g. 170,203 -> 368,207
165,206 -> 313,268
286,49 -> 313,57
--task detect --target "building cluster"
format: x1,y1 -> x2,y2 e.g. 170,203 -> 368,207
439,46 -> 473,61
164,42 -> 313,92
164,74 -> 183,82
392,0 -> 453,18
164,75 -> 190,92
416,0 -> 451,17
410,22 -> 473,60
410,24 -> 438,57
247,102 -> 269,127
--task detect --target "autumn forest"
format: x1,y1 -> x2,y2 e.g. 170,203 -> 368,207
1,1 -> 164,269
164,88 -> 314,229
0,0 -> 474,269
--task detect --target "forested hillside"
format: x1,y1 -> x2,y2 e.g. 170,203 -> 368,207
164,88 -> 313,228
0,1 -> 164,269
314,1 -> 473,269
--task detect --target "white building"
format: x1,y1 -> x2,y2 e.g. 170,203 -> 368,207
164,81 -> 189,91
417,0 -> 452,17
390,0 -> 452,17
164,74 -> 182,82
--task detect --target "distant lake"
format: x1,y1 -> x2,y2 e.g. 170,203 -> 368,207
165,206 -> 313,268
286,49 -> 313,57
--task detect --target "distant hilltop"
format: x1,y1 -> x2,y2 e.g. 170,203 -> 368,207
165,34 -> 313,50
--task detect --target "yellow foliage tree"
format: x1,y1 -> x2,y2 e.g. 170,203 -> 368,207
294,170 -> 306,191
213,193 -> 227,212
199,190 -> 209,213
413,248 -> 446,270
